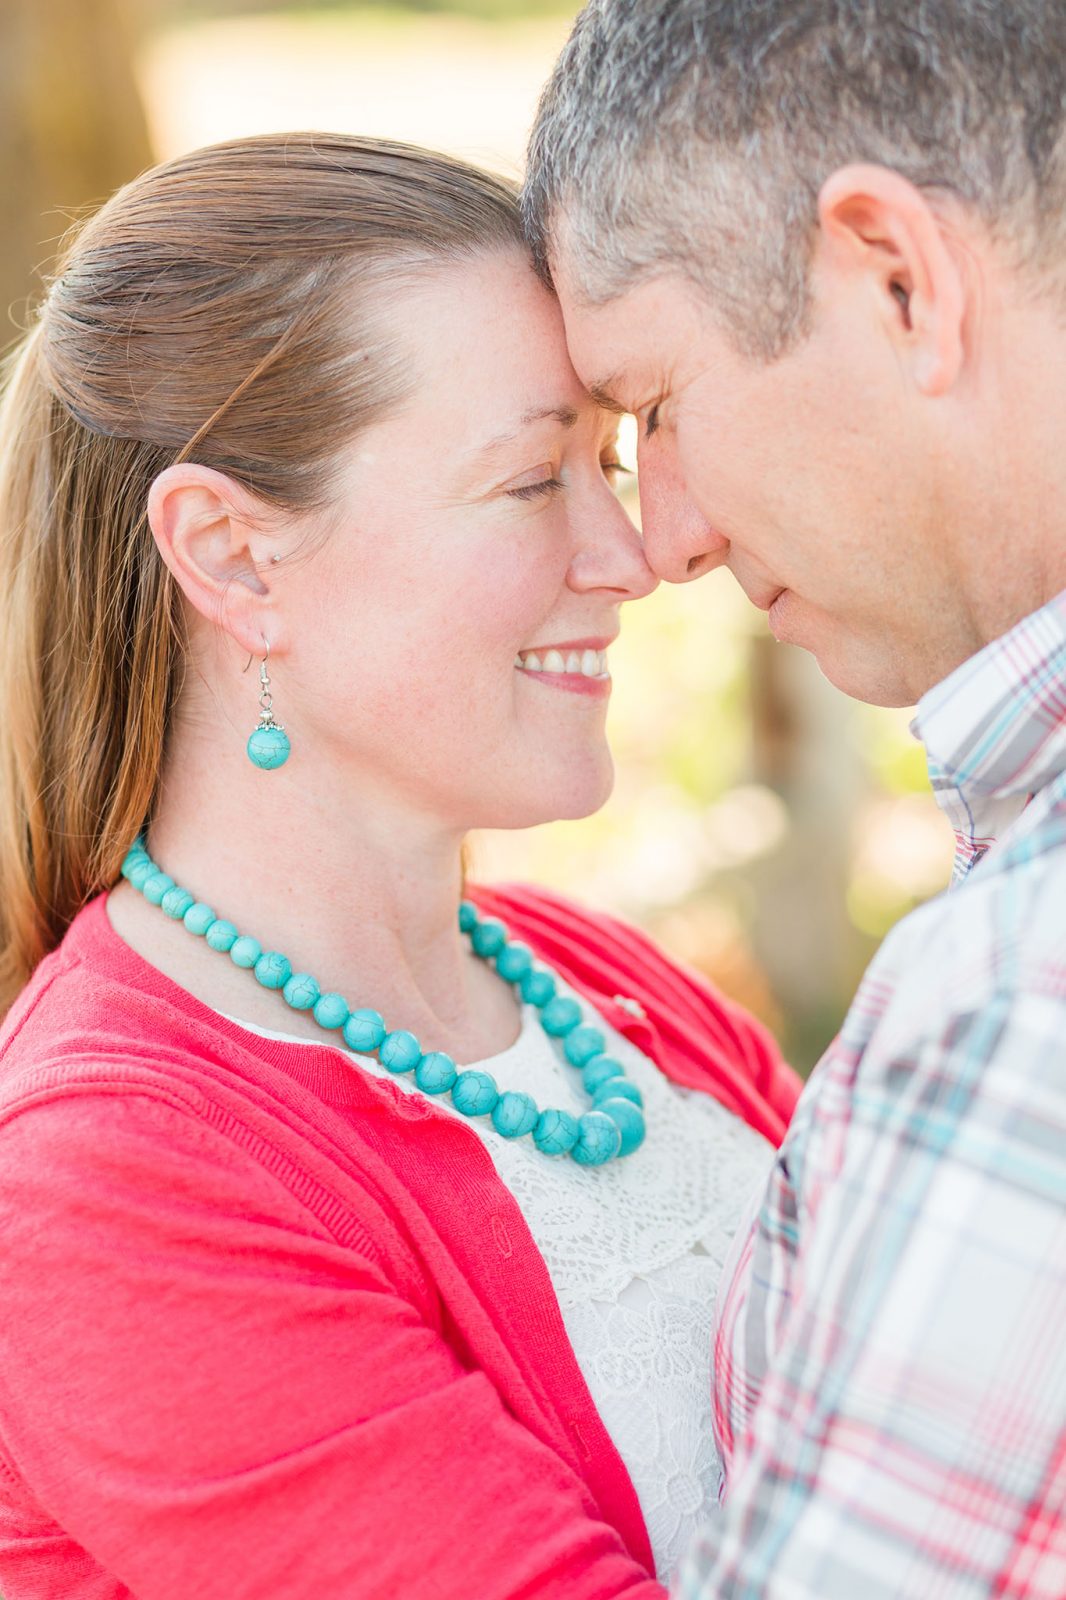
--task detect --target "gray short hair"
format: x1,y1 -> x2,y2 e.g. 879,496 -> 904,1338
523,0 -> 1066,357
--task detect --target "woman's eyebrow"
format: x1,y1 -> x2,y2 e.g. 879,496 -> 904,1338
470,404 -> 580,461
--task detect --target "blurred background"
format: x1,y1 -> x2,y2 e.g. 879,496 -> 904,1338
0,0 -> 954,1073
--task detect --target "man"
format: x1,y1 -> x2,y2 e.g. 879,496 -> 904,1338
523,3 -> 1066,1596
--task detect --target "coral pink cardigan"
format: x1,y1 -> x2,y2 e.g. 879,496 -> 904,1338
0,885 -> 798,1600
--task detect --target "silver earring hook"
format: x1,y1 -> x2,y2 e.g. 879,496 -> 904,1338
241,635 -> 271,674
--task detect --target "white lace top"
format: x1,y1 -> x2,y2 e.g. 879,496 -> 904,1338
223,979 -> 773,1584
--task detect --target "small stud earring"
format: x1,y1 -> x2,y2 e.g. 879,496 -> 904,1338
245,638 -> 291,770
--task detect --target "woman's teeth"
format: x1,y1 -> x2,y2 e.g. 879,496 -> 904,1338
514,647 -> 609,679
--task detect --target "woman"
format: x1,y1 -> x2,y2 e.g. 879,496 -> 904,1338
0,134 -> 799,1599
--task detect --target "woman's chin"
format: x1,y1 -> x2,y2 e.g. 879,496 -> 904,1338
473,758 -> 615,831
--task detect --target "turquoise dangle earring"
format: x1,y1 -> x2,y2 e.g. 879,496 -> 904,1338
245,638 -> 291,770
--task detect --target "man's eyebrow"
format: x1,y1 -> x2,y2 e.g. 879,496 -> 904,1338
473,405 -> 580,458
587,380 -> 628,416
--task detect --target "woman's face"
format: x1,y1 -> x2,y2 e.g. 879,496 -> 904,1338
281,248 -> 657,833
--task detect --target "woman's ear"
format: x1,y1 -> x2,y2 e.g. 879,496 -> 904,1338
817,163 -> 969,397
147,463 -> 288,658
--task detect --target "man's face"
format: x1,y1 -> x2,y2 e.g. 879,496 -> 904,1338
553,245 -> 981,708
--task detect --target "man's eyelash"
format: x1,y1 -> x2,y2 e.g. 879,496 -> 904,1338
644,404 -> 661,439
507,477 -> 563,501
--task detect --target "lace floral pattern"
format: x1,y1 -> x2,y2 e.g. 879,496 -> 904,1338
225,982 -> 773,1584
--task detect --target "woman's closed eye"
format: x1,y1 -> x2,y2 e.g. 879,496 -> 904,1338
507,474 -> 564,502
505,457 -> 631,502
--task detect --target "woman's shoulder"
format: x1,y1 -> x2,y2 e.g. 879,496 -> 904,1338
468,877 -> 751,1029
0,898 -> 436,1278
469,878 -> 638,959
468,878 -> 730,986
0,895 -> 229,1115
469,881 -> 801,1145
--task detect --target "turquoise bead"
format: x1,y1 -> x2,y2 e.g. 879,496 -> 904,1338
491,1091 -> 539,1139
254,951 -> 292,989
183,902 -> 216,936
161,886 -> 195,921
539,996 -> 582,1037
572,1111 -> 623,1166
230,935 -> 262,969
592,1078 -> 643,1109
142,871 -> 175,906
520,968 -> 557,1007
582,1054 -> 627,1095
127,857 -> 157,891
283,972 -> 320,1010
121,846 -> 148,879
451,1070 -> 499,1117
343,1008 -> 386,1052
415,1051 -> 458,1095
122,834 -> 643,1166
563,1025 -> 606,1067
379,1029 -> 421,1074
246,725 -> 291,770
314,992 -> 349,1030
597,1097 -> 646,1156
470,918 -> 507,958
495,942 -> 533,983
533,1107 -> 580,1156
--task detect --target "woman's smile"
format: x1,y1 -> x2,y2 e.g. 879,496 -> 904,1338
515,636 -> 614,697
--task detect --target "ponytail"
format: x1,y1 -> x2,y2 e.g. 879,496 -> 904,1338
0,325 -> 180,1017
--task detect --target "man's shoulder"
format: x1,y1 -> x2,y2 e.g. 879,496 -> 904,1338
787,799 -> 1066,1210
876,793 -> 1066,1015
800,792 -> 1066,1132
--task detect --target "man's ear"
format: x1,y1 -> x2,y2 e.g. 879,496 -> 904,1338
817,163 -> 969,396
147,463 -> 288,659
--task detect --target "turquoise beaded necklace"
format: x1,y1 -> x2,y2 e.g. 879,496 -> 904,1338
121,839 -> 645,1165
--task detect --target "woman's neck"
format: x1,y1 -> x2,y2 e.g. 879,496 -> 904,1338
109,744 -> 522,1063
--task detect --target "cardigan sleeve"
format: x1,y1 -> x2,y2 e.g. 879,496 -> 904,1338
0,1087 -> 665,1600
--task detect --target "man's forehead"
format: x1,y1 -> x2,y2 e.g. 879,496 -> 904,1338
546,238 -> 636,393
553,285 -> 644,407
550,256 -> 671,409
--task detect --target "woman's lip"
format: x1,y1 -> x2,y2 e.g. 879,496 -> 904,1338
523,672 -> 612,699
518,636 -> 616,653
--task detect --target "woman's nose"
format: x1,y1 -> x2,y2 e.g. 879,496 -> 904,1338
637,432 -> 729,584
567,485 -> 659,601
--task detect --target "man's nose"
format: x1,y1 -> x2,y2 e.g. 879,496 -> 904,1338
637,433 -> 729,584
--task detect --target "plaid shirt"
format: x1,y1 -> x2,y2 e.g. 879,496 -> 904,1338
678,590 -> 1066,1600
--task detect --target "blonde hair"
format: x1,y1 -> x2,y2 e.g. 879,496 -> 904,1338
0,133 -> 525,1017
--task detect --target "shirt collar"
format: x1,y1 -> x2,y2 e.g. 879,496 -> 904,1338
912,589 -> 1066,878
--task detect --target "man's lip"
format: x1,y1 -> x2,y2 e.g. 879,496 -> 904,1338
748,587 -> 786,613
518,635 -> 617,653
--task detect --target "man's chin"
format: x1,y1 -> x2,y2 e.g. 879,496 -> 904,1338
772,601 -> 916,706
814,642 -> 916,709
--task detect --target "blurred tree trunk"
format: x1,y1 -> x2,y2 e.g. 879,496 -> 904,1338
745,636 -> 867,1072
0,0 -> 153,343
